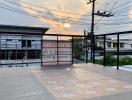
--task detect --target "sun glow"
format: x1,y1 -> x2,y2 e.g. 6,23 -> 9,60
63,23 -> 71,28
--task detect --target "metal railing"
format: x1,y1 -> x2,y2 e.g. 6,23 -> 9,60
94,31 -> 132,70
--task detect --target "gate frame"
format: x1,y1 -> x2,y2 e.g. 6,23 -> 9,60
42,34 -> 91,66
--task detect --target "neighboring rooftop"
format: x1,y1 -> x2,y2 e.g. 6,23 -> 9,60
0,24 -> 49,34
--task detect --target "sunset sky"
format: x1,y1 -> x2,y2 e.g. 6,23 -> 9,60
0,0 -> 132,37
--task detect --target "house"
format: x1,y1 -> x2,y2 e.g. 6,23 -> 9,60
0,25 -> 48,67
96,38 -> 132,57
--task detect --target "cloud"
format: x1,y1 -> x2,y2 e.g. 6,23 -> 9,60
1,0 -> 132,38
20,0 -> 92,35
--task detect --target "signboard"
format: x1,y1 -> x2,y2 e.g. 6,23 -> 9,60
42,40 -> 72,66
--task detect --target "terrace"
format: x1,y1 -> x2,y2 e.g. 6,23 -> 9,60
0,64 -> 132,100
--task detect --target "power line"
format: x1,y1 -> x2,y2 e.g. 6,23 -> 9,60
95,24 -> 132,31
107,1 -> 132,12
70,20 -> 132,26
0,2 -> 94,25
5,0 -> 128,22
5,0 -> 132,23
1,0 -> 132,29
114,6 -> 131,15
4,0 -> 111,25
0,3 -> 60,21
6,0 -> 91,16
107,1 -> 117,13
1,0 -> 132,36
114,5 -> 131,13
2,2 -> 126,26
95,1 -> 110,25
3,0 -> 90,21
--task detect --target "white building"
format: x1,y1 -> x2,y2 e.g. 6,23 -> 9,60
96,39 -> 132,50
96,38 -> 132,58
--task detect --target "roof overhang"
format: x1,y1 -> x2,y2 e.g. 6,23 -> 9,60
0,24 -> 49,35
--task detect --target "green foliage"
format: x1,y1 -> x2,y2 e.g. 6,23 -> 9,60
95,53 -> 116,66
94,44 -> 103,50
104,53 -> 117,66
95,53 -> 132,66
95,59 -> 103,65
119,57 -> 132,65
73,37 -> 84,60
72,37 -> 104,61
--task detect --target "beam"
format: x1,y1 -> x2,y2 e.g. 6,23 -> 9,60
95,30 -> 132,37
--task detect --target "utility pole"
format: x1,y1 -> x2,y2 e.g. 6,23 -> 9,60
87,0 -> 96,63
91,0 -> 95,63
88,0 -> 95,36
87,0 -> 114,64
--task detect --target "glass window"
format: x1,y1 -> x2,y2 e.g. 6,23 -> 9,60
27,40 -> 31,47
113,43 -> 117,48
120,43 -> 124,48
107,42 -> 111,48
22,40 -> 26,47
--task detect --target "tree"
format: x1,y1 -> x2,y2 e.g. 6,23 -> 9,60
73,37 -> 84,60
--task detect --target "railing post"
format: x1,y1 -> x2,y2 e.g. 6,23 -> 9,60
22,34 -> 24,67
93,35 -> 95,64
90,35 -> 93,63
103,35 -> 106,66
72,36 -> 74,64
117,34 -> 119,70
41,34 -> 43,67
57,35 -> 59,65
86,37 -> 88,63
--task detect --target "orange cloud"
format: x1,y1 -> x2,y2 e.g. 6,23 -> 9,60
20,0 -> 92,35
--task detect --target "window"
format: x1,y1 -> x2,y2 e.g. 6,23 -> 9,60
6,39 -> 12,41
10,50 -> 16,60
107,42 -> 111,48
22,40 -> 26,47
120,43 -> 124,48
27,40 -> 31,47
27,50 -> 41,59
22,40 -> 31,48
17,50 -> 25,59
1,50 -> 8,60
113,43 -> 117,48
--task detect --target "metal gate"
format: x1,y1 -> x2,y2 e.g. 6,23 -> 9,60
42,34 -> 93,66
42,34 -> 73,66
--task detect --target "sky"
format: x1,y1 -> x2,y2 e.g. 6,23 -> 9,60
0,0 -> 132,38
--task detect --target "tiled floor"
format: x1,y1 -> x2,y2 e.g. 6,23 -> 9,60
32,64 -> 132,100
0,64 -> 132,100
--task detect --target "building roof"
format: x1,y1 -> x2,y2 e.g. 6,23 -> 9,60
0,24 -> 49,35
